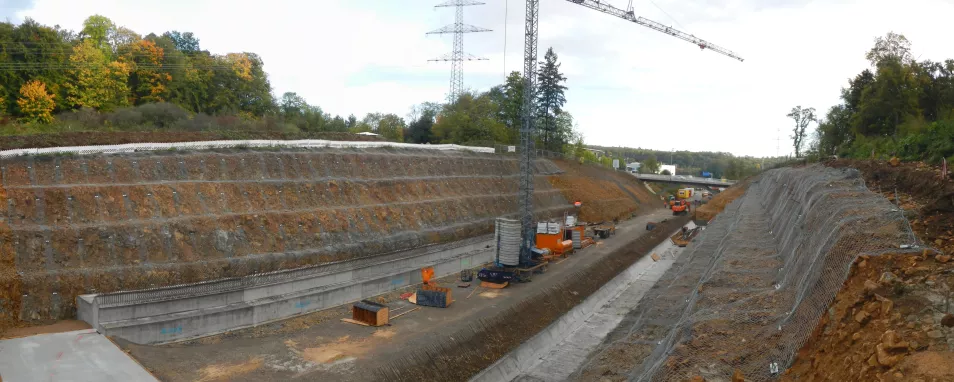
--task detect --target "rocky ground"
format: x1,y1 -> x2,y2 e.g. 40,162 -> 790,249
784,160 -> 954,382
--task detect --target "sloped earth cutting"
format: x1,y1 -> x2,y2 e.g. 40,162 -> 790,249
783,160 -> 954,381
575,164 -> 921,381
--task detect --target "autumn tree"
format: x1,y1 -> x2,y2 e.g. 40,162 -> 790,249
207,53 -> 274,115
120,39 -> 173,104
64,40 -> 130,110
17,80 -> 55,124
787,106 -> 817,158
1,18 -> 72,114
80,15 -> 116,58
110,27 -> 141,53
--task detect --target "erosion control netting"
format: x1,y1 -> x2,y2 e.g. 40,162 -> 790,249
578,165 -> 922,382
0,147 -> 575,322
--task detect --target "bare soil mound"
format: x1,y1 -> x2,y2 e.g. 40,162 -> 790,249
547,160 -> 657,223
694,178 -> 751,221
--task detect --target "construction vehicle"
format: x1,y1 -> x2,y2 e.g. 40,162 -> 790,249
677,188 -> 693,199
671,200 -> 690,216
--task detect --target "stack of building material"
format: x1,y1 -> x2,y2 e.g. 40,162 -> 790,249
495,218 -> 521,266
571,228 -> 583,249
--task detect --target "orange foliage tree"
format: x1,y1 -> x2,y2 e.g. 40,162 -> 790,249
16,80 -> 56,124
121,40 -> 172,104
225,53 -> 254,81
65,40 -> 130,110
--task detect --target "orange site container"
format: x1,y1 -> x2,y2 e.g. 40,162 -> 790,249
536,232 -> 574,256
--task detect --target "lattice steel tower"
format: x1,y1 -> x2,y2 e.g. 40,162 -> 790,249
427,0 -> 492,101
517,0 -> 539,265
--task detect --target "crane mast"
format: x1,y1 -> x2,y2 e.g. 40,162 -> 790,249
518,0 -> 541,265
566,0 -> 744,61
515,0 -> 742,264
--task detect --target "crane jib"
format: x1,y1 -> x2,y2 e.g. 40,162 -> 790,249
564,0 -> 744,62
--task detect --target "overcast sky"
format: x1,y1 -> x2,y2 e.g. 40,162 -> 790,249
4,0 -> 953,157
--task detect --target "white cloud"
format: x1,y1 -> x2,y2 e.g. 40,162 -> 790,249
16,0 -> 954,156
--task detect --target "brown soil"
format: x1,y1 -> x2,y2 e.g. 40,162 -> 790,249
0,320 -> 91,339
694,178 -> 751,222
299,335 -> 374,364
0,131 -> 383,150
196,356 -> 264,382
547,160 -> 656,222
783,160 -> 954,382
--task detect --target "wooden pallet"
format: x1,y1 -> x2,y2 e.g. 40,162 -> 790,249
516,261 -> 549,281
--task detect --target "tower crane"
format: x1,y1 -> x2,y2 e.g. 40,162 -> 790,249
515,0 -> 743,264
566,0 -> 744,61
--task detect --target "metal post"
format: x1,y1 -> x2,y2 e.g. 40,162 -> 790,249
518,0 -> 539,266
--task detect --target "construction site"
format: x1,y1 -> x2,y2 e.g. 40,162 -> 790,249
2,0 -> 954,381
1,138 -> 952,382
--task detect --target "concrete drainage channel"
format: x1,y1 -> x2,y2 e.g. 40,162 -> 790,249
78,235 -> 495,344
472,223 -> 695,382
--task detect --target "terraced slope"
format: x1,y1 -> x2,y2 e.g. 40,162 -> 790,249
0,147 -> 655,328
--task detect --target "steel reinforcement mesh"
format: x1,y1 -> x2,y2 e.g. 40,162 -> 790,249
577,165 -> 923,382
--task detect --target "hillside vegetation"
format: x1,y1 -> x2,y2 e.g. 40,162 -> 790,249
0,16 -> 593,159
811,32 -> 954,165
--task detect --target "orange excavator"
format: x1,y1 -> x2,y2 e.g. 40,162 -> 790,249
671,199 -> 691,216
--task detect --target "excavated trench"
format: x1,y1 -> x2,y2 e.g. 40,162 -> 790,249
0,147 -> 655,331
574,165 -> 921,382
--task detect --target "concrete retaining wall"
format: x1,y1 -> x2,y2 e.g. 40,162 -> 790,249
79,236 -> 494,344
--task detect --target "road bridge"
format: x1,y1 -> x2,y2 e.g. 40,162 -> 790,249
632,173 -> 736,187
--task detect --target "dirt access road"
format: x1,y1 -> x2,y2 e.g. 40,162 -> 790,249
119,208 -> 674,382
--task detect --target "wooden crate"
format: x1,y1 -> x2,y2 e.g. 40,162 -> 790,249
352,300 -> 389,326
416,284 -> 453,308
